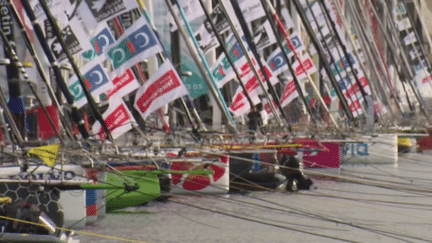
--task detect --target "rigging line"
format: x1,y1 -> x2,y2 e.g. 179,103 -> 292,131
169,198 -> 359,243
305,191 -> 432,210
203,151 -> 432,194
0,215 -> 154,243
195,0 -> 254,109
37,0 -> 116,143
8,1 -> 75,141
317,187 -> 430,198
303,0 -> 364,118
167,0 -> 237,132
168,184 -> 346,231
159,153 -> 429,240
166,188 -> 349,232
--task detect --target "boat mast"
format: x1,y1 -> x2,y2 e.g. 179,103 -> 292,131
21,1 -> 91,140
257,0 -> 317,123
225,0 -> 289,130
37,0 -> 116,142
165,0 -> 237,133
196,0 -> 255,110
290,0 -> 354,122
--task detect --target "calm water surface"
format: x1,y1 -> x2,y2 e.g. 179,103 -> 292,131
75,153 -> 432,243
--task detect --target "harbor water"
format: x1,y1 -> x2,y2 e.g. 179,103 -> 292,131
75,152 -> 432,243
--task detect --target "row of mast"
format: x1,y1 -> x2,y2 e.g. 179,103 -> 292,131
0,0 -> 431,148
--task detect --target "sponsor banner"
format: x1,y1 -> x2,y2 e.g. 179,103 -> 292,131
414,68 -> 432,89
195,21 -> 219,54
229,87 -> 261,117
280,7 -> 295,31
105,17 -> 163,76
68,59 -> 114,108
92,99 -> 135,141
254,20 -> 276,51
207,3 -> 230,35
46,17 -> 92,63
134,61 -> 188,120
104,68 -> 140,100
342,134 -> 397,164
280,79 -> 299,107
210,35 -> 250,87
31,0 -> 73,24
169,0 -> 205,32
77,0 -> 139,30
229,60 -> 278,116
397,18 -> 412,31
403,31 -> 417,46
82,22 -> 115,61
262,98 -> 279,118
267,32 -> 305,76
168,154 -> 229,194
239,0 -> 266,22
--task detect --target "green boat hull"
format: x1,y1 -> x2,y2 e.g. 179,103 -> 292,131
105,171 -> 161,212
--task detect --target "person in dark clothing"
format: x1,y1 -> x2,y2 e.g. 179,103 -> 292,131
248,106 -> 262,141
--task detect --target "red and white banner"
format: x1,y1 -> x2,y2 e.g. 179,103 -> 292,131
280,79 -> 299,107
134,61 -> 188,120
229,88 -> 261,117
92,100 -> 135,141
106,68 -> 140,100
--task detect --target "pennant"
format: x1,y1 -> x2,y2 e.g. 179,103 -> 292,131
77,0 -> 139,31
195,21 -> 219,54
27,144 -> 60,166
207,3 -> 230,35
229,88 -> 261,117
30,0 -> 73,24
68,59 -> 114,108
46,17 -> 92,63
169,0 -> 205,32
280,79 -> 299,108
103,68 -> 140,101
397,18 -> 412,31
105,17 -> 163,76
82,22 -> 115,60
134,61 -> 188,120
92,99 -> 135,141
254,20 -> 277,51
403,32 -> 417,46
210,35 -> 249,87
239,0 -> 266,22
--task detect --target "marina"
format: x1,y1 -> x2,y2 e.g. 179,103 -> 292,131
0,0 -> 432,242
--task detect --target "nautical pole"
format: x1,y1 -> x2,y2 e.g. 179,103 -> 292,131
196,0 -> 255,110
21,1 -> 91,140
257,0 -> 317,123
165,0 -> 237,132
318,0 -> 369,107
345,0 -> 404,117
136,0 -> 206,132
9,2 -> 75,141
0,1 -> 25,139
364,0 -> 429,118
303,0 -> 364,118
262,0 -> 342,128
388,0 -> 432,89
329,0 -> 393,118
225,0 -> 289,130
37,0 -> 116,142
290,0 -> 354,122
0,26 -> 64,142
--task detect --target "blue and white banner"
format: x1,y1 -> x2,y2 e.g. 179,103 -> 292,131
105,17 -> 163,76
68,59 -> 114,108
